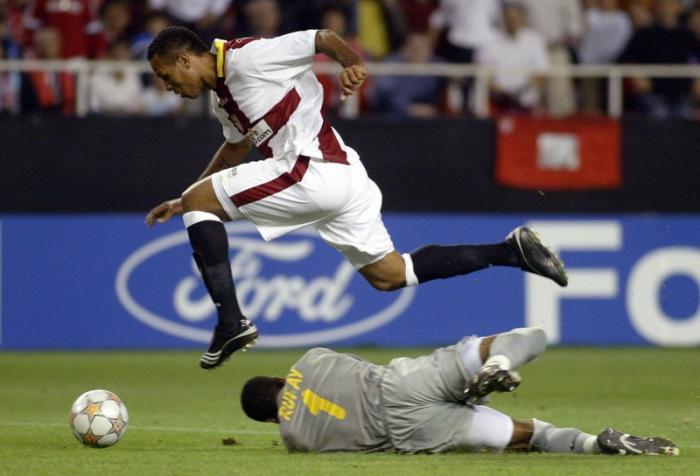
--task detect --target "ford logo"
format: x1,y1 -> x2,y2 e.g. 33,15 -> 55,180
115,222 -> 416,347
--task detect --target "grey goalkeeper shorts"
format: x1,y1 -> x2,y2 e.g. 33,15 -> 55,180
378,337 -> 513,453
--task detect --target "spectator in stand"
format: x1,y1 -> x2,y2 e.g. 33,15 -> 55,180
20,27 -> 76,113
1,9 -> 23,114
232,0 -> 327,36
314,3 -> 368,115
242,0 -> 281,38
0,6 -> 23,57
427,0 -> 500,114
3,0 -> 30,47
89,39 -> 143,115
579,0 -> 633,114
684,7 -> 700,117
399,0 -> 438,33
518,0 -> 583,117
130,12 -> 170,59
147,0 -> 232,43
428,0 -> 498,64
318,3 -> 355,41
580,0 -> 633,65
476,1 -> 549,116
101,0 -> 133,46
625,0 -> 655,29
142,76 -> 182,116
0,37 -> 22,114
372,32 -> 444,118
685,6 -> 700,41
23,0 -> 107,58
357,0 -> 406,59
619,0 -> 700,118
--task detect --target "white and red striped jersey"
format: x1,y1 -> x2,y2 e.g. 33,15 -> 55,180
210,30 -> 349,164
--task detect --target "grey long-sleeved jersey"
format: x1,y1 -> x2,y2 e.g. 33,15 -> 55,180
277,348 -> 391,452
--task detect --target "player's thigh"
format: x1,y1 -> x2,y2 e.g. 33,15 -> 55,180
181,177 -> 230,220
212,158 -> 359,230
209,160 -> 295,223
382,345 -> 472,406
315,178 -> 395,271
387,403 -> 513,453
455,404 -> 514,451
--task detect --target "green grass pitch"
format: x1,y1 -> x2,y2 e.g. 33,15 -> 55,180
1,347 -> 698,476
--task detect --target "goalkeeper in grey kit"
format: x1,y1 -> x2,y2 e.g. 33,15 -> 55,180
241,327 -> 678,456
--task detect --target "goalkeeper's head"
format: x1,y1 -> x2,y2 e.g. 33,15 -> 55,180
240,376 -> 286,423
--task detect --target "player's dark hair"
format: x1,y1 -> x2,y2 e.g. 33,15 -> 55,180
147,26 -> 208,62
240,377 -> 286,422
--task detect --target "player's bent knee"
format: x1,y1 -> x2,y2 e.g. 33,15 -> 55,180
365,276 -> 404,292
359,255 -> 407,291
180,180 -> 220,214
531,328 -> 548,353
518,327 -> 548,355
180,185 -> 204,213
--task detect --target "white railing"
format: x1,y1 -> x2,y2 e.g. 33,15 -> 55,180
2,59 -> 700,118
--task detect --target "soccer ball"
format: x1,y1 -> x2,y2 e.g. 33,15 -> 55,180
69,389 -> 129,448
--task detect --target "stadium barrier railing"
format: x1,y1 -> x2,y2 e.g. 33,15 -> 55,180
2,59 -> 700,117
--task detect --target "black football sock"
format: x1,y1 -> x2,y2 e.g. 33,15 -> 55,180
410,243 -> 520,284
184,213 -> 245,328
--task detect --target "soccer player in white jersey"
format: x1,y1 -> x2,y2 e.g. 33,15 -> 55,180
241,327 -> 679,456
145,27 -> 568,369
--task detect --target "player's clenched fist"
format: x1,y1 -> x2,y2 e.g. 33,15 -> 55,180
339,64 -> 368,99
145,198 -> 183,227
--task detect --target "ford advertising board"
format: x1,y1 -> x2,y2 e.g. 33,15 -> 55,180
0,215 -> 698,349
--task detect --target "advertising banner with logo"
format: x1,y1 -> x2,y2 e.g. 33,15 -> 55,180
1,215 -> 698,349
495,117 -> 622,190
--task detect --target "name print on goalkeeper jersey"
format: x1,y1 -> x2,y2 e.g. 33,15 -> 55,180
278,368 -> 303,422
278,367 -> 347,423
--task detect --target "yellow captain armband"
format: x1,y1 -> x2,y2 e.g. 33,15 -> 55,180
301,389 -> 346,420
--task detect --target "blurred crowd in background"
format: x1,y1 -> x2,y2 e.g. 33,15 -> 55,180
3,0 -> 700,119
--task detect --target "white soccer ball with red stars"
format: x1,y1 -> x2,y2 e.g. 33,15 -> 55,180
69,389 -> 129,448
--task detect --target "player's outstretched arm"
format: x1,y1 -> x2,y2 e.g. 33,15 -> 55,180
145,198 -> 182,228
314,29 -> 367,99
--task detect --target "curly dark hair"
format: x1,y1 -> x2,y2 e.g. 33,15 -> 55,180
240,376 -> 286,422
147,26 -> 208,62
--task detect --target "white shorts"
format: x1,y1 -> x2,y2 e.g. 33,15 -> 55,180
211,152 -> 394,269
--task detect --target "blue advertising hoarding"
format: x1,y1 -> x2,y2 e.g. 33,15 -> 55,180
0,214 -> 698,349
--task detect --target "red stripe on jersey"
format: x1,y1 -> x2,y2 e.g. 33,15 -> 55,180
225,37 -> 259,51
254,88 -> 302,158
257,142 -> 273,159
260,88 -> 301,135
317,117 -> 349,164
216,78 -> 251,133
231,156 -> 311,208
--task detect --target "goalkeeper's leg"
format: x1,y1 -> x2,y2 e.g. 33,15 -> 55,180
456,409 -> 599,454
458,410 -> 677,455
511,419 -> 678,455
461,327 -> 547,404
